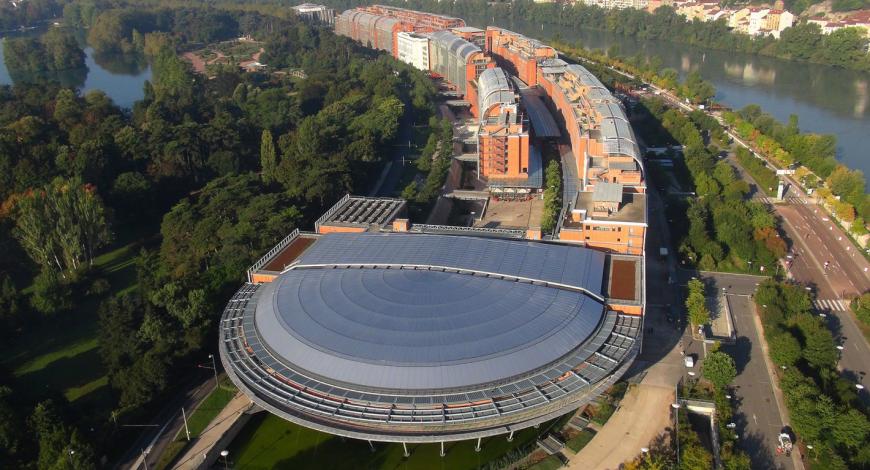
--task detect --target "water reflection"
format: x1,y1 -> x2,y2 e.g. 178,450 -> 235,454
0,32 -> 151,109
3,62 -> 88,89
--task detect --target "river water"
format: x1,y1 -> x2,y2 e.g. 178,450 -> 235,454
471,16 -> 870,181
0,34 -> 151,109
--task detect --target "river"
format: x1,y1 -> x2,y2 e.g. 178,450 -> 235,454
470,16 -> 870,181
0,33 -> 151,109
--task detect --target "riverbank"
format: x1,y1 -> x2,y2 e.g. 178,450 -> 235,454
459,15 -> 870,184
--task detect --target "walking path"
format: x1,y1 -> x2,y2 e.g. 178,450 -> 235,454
566,382 -> 673,469
171,392 -> 252,470
568,339 -> 685,469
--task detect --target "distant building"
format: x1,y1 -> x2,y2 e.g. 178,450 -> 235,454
581,0 -> 649,10
397,31 -> 429,71
291,3 -> 335,25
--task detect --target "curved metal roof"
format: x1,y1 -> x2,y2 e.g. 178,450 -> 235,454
256,267 -> 603,390
428,30 -> 480,62
252,233 -> 606,391
478,67 -> 516,121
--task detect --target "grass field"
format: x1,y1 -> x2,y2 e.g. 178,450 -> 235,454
2,233 -> 145,420
227,413 -> 545,470
186,382 -> 237,438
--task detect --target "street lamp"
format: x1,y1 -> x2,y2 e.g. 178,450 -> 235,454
220,450 -> 230,470
208,354 -> 219,390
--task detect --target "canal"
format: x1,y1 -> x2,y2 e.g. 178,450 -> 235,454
470,16 -> 870,181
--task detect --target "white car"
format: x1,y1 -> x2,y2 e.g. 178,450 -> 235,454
684,356 -> 695,368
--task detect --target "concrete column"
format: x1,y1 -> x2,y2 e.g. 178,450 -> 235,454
440,441 -> 446,457
402,442 -> 409,458
474,437 -> 482,452
507,430 -> 514,442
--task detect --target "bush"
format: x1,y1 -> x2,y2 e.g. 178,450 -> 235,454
592,401 -> 615,425
566,429 -> 597,453
31,269 -> 73,315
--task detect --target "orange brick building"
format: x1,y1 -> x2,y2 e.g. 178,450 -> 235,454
476,67 -> 536,189
483,28 -> 647,255
485,27 -> 557,86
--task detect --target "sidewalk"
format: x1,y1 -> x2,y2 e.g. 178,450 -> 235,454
567,344 -> 684,469
566,382 -> 674,469
171,392 -> 252,470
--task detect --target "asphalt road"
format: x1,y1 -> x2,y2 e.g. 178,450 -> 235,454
776,201 -> 870,395
724,146 -> 870,397
720,293 -> 795,470
117,374 -> 215,470
373,103 -> 416,198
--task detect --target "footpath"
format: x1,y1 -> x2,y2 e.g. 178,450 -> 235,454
567,342 -> 684,469
170,392 -> 254,470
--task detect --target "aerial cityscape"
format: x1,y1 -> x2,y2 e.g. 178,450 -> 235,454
0,1 -> 869,470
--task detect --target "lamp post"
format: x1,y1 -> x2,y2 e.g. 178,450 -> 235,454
208,354 -> 219,390
672,403 -> 681,467
220,450 -> 229,470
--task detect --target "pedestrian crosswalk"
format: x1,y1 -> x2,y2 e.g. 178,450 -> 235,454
813,299 -> 849,312
757,196 -> 814,205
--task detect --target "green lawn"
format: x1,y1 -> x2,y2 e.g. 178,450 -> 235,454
227,413 -> 544,470
528,455 -> 563,470
566,429 -> 596,453
186,383 -> 237,438
2,236 -> 144,416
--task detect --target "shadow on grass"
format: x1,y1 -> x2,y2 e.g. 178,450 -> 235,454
14,346 -> 106,402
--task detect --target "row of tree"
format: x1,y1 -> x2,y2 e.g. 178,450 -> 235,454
756,281 -> 870,468
640,97 -> 785,273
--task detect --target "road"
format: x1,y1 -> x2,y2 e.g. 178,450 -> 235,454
721,293 -> 796,470
722,150 -> 870,395
117,374 -> 216,470
372,101 -> 416,198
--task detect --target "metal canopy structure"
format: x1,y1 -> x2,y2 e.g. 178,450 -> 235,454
520,90 -> 560,138
221,232 -> 642,442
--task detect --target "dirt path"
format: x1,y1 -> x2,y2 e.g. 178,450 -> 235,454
182,52 -> 206,74
566,383 -> 674,470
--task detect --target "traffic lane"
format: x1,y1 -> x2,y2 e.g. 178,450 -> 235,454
787,202 -> 861,292
778,206 -> 870,403
777,204 -> 854,298
790,202 -> 869,292
721,295 -> 794,470
676,270 -> 766,296
825,310 -> 870,393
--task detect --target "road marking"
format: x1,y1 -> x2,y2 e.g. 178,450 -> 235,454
813,299 -> 848,312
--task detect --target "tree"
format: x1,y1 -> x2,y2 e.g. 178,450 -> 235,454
702,351 -> 737,390
30,269 -> 73,316
13,178 -> 111,276
686,279 -> 710,327
29,400 -> 96,470
260,129 -> 277,184
768,332 -> 801,367
0,274 -> 21,329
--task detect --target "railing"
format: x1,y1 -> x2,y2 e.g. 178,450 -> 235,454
409,224 -> 526,238
314,194 -> 350,233
246,228 -> 301,281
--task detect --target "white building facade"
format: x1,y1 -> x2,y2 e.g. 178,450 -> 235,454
397,32 -> 430,71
